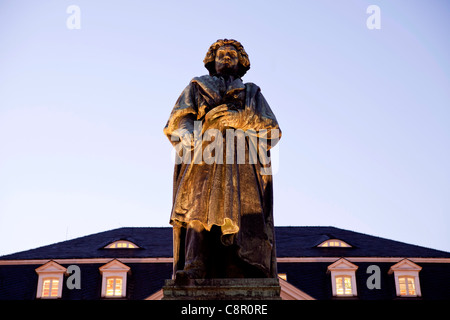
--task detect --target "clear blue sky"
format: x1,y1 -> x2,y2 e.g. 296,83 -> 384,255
1,0 -> 449,256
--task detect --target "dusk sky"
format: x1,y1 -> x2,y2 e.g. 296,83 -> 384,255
1,0 -> 449,256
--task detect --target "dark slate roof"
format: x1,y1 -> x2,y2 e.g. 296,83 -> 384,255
275,226 -> 450,258
1,226 -> 449,260
0,227 -> 172,260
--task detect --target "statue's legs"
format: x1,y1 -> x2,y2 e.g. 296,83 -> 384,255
175,225 -> 266,280
182,225 -> 208,278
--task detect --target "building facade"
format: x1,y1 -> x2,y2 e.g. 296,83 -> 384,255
1,227 -> 449,300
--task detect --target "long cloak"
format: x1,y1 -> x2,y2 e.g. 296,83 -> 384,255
163,74 -> 281,277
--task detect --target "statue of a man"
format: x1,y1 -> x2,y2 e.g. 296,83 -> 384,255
164,39 -> 281,280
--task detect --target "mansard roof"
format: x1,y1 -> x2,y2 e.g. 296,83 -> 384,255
1,226 -> 449,261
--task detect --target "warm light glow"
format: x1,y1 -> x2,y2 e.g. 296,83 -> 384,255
278,273 -> 287,281
336,276 -> 352,296
399,276 -> 416,296
318,239 -> 351,247
105,240 -> 138,249
42,278 -> 59,298
106,277 -> 123,297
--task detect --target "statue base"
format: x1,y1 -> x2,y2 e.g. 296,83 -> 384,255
162,278 -> 281,300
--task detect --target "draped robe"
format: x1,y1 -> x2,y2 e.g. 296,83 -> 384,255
164,74 -> 281,277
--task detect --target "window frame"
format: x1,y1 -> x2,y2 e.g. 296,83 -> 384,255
327,258 -> 358,297
335,275 -> 353,296
389,259 -> 422,298
104,240 -> 139,249
41,277 -> 61,298
99,259 -> 130,299
35,261 -> 67,299
318,239 -> 352,248
105,276 -> 123,297
398,275 -> 417,296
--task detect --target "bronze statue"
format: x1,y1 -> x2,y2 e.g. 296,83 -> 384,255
164,39 -> 281,281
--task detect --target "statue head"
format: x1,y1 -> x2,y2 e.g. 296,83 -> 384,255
203,39 -> 250,78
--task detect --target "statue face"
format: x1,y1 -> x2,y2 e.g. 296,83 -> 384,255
214,45 -> 239,76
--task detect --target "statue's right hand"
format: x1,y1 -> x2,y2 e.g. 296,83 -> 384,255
204,104 -> 230,124
180,130 -> 194,149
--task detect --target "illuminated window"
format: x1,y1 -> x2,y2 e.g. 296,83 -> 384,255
335,276 -> 352,296
278,273 -> 287,281
318,239 -> 351,247
398,276 -> 416,296
41,278 -> 60,298
105,240 -> 138,249
327,258 -> 358,297
106,277 -> 123,297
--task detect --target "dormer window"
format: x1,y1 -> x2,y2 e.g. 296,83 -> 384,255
388,259 -> 422,297
318,239 -> 351,247
35,261 -> 67,299
104,240 -> 139,249
327,258 -> 358,297
99,259 -> 130,299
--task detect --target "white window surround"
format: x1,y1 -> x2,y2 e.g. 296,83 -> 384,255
104,240 -> 139,249
35,260 -> 67,299
388,259 -> 422,297
327,258 -> 358,297
318,239 -> 352,247
99,259 -> 130,298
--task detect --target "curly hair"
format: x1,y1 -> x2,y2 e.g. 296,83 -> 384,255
203,39 -> 250,78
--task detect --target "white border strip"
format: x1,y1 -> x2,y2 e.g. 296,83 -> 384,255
276,257 -> 450,263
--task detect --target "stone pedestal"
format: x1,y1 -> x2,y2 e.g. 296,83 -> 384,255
162,278 -> 281,300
